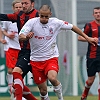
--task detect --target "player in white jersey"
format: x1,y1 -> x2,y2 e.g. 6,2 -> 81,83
19,5 -> 98,100
0,0 -> 22,99
0,1 -> 38,100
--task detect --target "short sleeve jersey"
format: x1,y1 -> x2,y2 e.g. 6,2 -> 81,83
2,21 -> 21,51
19,17 -> 73,61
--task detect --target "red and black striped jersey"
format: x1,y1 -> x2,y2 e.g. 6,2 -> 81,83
84,21 -> 100,58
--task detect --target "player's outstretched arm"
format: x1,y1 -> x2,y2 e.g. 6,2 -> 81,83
71,25 -> 98,46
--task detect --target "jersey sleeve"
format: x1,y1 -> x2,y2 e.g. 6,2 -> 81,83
83,23 -> 91,35
56,19 -> 73,30
19,19 -> 34,35
0,13 -> 18,22
61,21 -> 73,30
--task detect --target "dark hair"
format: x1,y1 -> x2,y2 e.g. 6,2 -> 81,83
39,5 -> 51,12
93,7 -> 100,14
30,0 -> 34,3
94,7 -> 100,10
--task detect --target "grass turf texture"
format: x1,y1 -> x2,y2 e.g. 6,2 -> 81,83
0,96 -> 98,100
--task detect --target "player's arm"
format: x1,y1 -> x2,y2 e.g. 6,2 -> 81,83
0,28 -> 7,44
71,25 -> 98,46
78,35 -> 87,42
19,33 -> 28,41
77,24 -> 98,42
0,13 -> 17,22
19,32 -> 34,41
77,24 -> 90,42
19,19 -> 34,41
2,30 -> 15,39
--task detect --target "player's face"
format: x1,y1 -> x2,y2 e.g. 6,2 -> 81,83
21,0 -> 34,13
39,10 -> 52,24
93,9 -> 100,21
13,2 -> 23,13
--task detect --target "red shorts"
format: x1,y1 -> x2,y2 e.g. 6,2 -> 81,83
5,48 -> 20,68
30,57 -> 59,84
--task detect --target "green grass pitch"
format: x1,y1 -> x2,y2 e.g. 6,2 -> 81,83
0,96 -> 98,100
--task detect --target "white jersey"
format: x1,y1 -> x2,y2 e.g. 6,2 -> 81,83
19,17 -> 73,61
2,21 -> 21,51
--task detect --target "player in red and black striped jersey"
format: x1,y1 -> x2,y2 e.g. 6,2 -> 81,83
0,0 -> 38,100
78,7 -> 100,100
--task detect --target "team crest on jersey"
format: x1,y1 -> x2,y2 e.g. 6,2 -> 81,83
49,27 -> 53,34
64,21 -> 68,25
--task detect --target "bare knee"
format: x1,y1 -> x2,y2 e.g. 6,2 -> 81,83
49,76 -> 58,86
38,83 -> 47,96
40,88 -> 47,96
48,70 -> 59,86
8,68 -> 13,74
13,67 -> 23,74
87,77 -> 95,86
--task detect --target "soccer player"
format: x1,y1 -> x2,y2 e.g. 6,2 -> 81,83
0,0 -> 22,98
0,0 -> 38,100
19,5 -> 98,100
78,7 -> 100,100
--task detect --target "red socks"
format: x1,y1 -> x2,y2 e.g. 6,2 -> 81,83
81,80 -> 91,99
13,72 -> 24,100
23,85 -> 38,100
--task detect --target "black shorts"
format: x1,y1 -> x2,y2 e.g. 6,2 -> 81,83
16,49 -> 32,78
87,58 -> 100,77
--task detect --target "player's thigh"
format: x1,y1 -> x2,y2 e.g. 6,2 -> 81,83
30,61 -> 47,84
16,53 -> 31,77
87,58 -> 97,77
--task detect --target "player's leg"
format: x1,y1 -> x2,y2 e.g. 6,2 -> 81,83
81,58 -> 96,100
5,50 -> 13,92
38,82 -> 50,100
81,77 -> 95,100
98,72 -> 100,100
48,71 -> 63,100
13,51 -> 37,100
97,60 -> 100,100
6,48 -> 20,99
47,57 -> 63,100
30,60 -> 50,100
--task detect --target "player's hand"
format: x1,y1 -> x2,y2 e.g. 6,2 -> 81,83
88,37 -> 98,46
8,32 -> 15,39
26,32 -> 34,39
0,39 -> 7,44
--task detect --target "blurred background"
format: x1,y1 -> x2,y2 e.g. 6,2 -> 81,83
0,0 -> 100,97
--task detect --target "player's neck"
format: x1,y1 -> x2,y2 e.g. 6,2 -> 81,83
95,20 -> 100,25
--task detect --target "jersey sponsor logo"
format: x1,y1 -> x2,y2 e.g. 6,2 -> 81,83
34,35 -> 52,40
46,36 -> 52,40
34,36 -> 44,40
11,31 -> 18,34
92,29 -> 97,31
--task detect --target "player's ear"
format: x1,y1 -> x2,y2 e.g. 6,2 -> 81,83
12,6 -> 14,11
49,12 -> 52,17
32,2 -> 34,8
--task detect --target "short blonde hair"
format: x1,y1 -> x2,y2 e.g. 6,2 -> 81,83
12,0 -> 21,7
